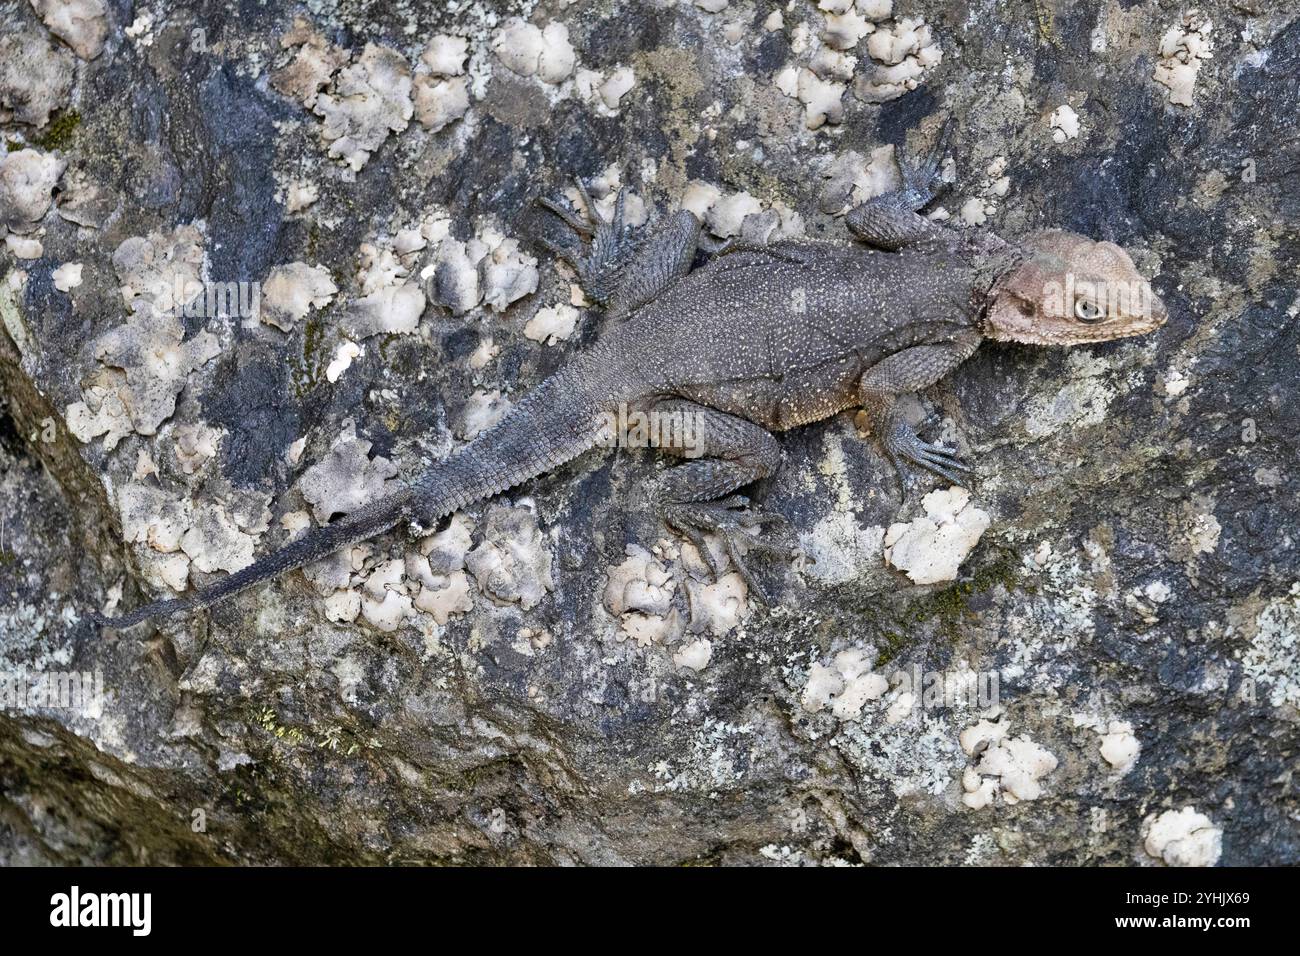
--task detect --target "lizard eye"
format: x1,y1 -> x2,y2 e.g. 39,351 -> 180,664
1074,299 -> 1106,322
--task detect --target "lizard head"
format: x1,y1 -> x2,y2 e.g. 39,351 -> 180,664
983,230 -> 1167,345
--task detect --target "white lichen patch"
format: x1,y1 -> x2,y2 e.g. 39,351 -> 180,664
29,0 -> 109,60
771,2 -> 928,124
1097,720 -> 1141,774
412,35 -> 472,133
775,65 -> 846,130
960,713 -> 1058,809
575,65 -> 636,115
67,226 -> 219,448
818,146 -> 900,215
323,589 -> 362,624
181,502 -> 262,575
421,34 -> 469,77
1049,104 -> 1080,143
856,15 -> 942,103
313,43 -> 414,171
0,148 -> 65,236
604,545 -> 676,617
480,236 -> 540,311
409,513 -> 476,625
360,557 -> 415,632
492,19 -> 575,85
114,482 -> 267,591
412,568 -> 474,625
345,282 -> 426,338
5,235 -> 42,259
672,637 -> 713,672
603,545 -> 680,645
110,224 -> 205,314
1023,349 -> 1115,438
296,421 -> 399,523
171,422 -> 222,475
116,483 -> 191,556
1181,508 -> 1222,557
283,180 -> 319,215
429,228 -> 538,316
457,389 -> 511,440
52,262 -> 82,292
1154,11 -> 1214,107
681,181 -> 803,243
272,18 -> 349,109
465,503 -> 554,610
800,646 -> 889,719
883,487 -> 990,585
1236,583 -> 1300,709
523,302 -> 579,345
801,510 -> 885,585
54,167 -> 110,228
1141,807 -> 1223,867
260,262 -> 337,332
685,572 -> 749,638
414,73 -> 471,132
325,340 -> 362,383
0,25 -> 74,128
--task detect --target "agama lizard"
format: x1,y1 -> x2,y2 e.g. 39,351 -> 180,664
92,124 -> 1166,627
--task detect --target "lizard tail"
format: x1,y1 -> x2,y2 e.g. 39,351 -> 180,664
90,487 -> 419,629
91,354 -> 620,631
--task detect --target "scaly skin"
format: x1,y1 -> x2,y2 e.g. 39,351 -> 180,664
92,124 -> 1167,627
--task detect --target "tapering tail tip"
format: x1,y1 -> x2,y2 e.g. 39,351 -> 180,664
88,598 -> 189,631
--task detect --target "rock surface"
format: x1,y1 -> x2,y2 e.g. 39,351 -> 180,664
0,0 -> 1297,865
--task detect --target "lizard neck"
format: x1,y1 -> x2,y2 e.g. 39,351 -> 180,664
970,243 -> 1030,337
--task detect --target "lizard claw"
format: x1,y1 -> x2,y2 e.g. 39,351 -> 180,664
663,498 -> 794,606
895,117 -> 955,210
884,420 -> 973,491
536,180 -> 637,304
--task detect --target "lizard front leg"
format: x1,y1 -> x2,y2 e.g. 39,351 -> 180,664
846,119 -> 956,251
648,400 -> 794,604
858,334 -> 981,490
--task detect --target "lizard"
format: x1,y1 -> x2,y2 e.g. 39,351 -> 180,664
90,122 -> 1167,628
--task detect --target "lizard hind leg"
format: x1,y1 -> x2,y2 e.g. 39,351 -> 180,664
536,180 -> 638,305
649,400 -> 795,605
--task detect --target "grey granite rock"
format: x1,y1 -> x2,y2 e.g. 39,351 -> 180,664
0,0 -> 1296,865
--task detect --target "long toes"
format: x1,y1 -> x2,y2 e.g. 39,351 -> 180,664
538,196 -> 594,235
917,461 -> 970,488
723,543 -> 770,604
671,517 -> 725,577
574,179 -> 603,225
537,236 -> 578,263
915,443 -> 971,471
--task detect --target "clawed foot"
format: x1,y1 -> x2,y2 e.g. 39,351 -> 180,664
663,495 -> 796,605
882,417 -> 972,491
536,180 -> 638,304
896,117 -> 954,210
